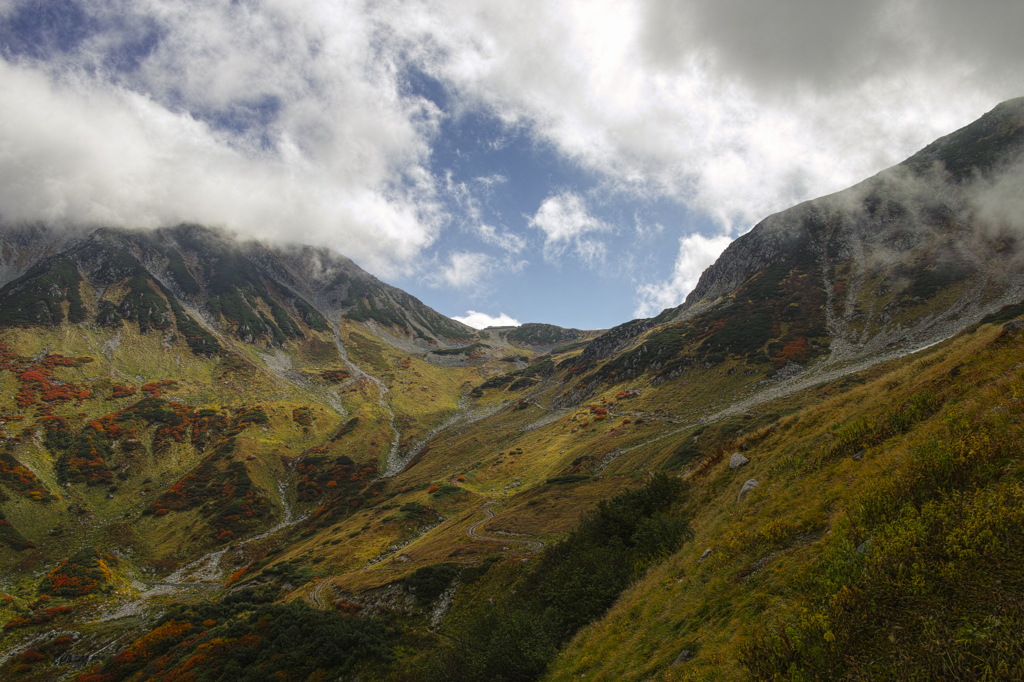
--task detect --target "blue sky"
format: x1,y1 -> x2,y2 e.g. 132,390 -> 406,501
0,1 -> 1021,330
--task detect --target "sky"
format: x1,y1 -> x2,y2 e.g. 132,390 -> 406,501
0,1 -> 1021,330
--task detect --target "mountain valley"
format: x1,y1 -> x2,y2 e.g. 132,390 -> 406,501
0,98 -> 1023,681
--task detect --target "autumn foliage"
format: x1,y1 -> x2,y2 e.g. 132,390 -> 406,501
294,452 -> 378,533
0,510 -> 35,550
0,344 -> 95,410
293,406 -> 314,427
3,605 -> 72,630
73,599 -> 391,682
40,548 -> 118,598
0,451 -> 54,501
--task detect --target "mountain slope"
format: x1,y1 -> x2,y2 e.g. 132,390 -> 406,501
0,223 -> 479,348
1,99 -> 1024,682
555,97 -> 1024,409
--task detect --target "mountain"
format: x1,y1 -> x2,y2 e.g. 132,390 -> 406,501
0,223 -> 478,346
559,97 -> 1024,405
1,99 -> 1024,682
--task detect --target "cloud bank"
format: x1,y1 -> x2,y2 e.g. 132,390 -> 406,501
0,0 -> 1021,315
451,311 -> 521,329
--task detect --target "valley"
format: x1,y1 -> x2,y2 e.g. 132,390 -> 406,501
0,98 -> 1023,681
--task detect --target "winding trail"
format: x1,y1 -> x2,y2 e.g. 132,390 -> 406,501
466,501 -> 545,552
577,325 -> 990,477
309,578 -> 330,609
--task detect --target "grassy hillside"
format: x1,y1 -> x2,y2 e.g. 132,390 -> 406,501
2,272 -> 1024,682
546,321 -> 1024,681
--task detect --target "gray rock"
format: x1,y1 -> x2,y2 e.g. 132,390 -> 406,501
697,548 -> 712,563
737,479 -> 759,501
855,538 -> 874,554
1003,320 -> 1024,332
672,649 -> 693,666
729,452 -> 750,469
852,450 -> 865,461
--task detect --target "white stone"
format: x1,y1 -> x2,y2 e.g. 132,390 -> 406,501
737,479 -> 759,501
729,452 -> 750,468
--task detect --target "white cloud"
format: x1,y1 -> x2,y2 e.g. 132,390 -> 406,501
528,191 -> 610,265
403,0 -> 1020,233
0,1 -> 445,278
443,172 -> 524,254
427,251 -> 492,289
1,0 -> 1021,296
634,233 -> 732,317
476,223 -> 526,254
452,310 -> 521,329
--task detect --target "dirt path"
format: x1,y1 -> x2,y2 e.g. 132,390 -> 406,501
309,578 -> 331,609
466,501 -> 545,552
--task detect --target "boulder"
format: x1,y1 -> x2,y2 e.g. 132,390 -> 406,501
729,452 -> 749,468
672,649 -> 693,666
737,479 -> 759,501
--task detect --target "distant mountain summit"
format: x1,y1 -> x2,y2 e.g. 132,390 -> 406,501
679,96 -> 1024,320
0,223 -> 477,351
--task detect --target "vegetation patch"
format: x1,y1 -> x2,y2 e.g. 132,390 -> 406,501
0,255 -> 87,327
0,450 -> 55,501
743,392 -> 1024,680
2,605 -> 72,630
292,406 -> 314,427
73,597 -> 392,682
430,342 -> 490,357
332,417 -> 360,441
295,453 -> 379,535
405,563 -> 460,603
0,509 -> 34,551
40,548 -> 119,598
425,474 -> 692,681
507,323 -> 583,346
0,343 -> 95,413
470,358 -> 556,397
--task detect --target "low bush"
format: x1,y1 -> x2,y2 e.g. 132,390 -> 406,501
426,474 -> 691,681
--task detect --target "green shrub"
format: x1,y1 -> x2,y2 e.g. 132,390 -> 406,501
426,474 -> 691,682
405,563 -> 461,602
